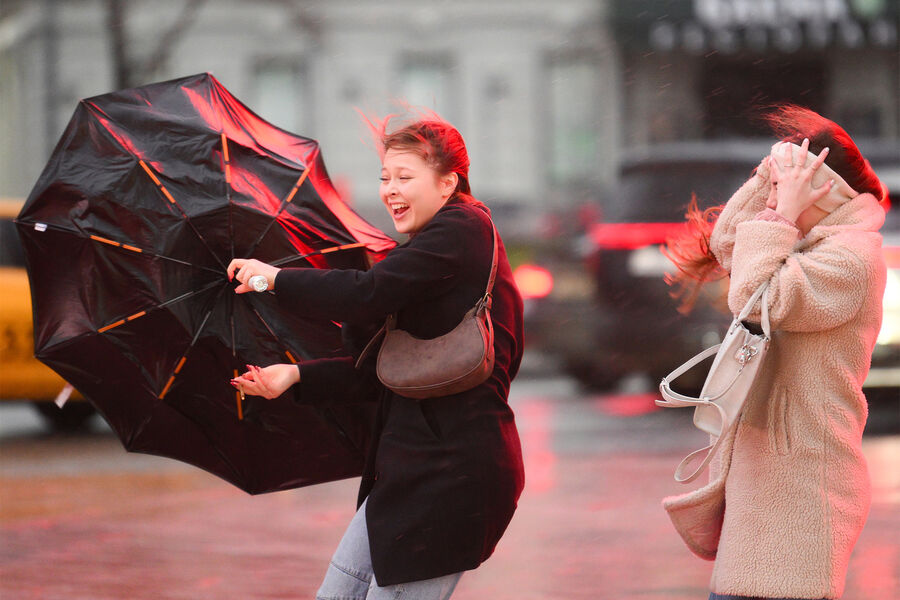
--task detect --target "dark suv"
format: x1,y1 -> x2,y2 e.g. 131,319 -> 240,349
529,139 -> 899,396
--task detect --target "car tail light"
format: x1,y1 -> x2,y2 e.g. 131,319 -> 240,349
514,264 -> 554,299
589,222 -> 688,250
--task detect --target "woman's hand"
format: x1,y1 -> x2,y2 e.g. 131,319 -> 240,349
767,138 -> 834,222
227,258 -> 281,294
231,364 -> 300,399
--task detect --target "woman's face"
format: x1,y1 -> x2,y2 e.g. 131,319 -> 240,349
380,149 -> 457,234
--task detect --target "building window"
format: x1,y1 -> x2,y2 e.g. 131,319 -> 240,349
546,56 -> 600,185
253,60 -> 309,134
397,54 -> 455,119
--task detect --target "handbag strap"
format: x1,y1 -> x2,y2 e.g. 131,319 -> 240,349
481,220 -> 499,310
737,282 -> 770,338
656,386 -> 732,483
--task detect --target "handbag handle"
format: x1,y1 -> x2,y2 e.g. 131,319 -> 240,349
737,282 -> 770,338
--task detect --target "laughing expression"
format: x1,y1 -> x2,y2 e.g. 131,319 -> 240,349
380,149 -> 456,234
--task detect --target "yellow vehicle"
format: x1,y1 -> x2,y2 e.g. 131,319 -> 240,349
0,198 -> 94,430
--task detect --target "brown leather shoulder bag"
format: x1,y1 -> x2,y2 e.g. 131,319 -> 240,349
356,222 -> 498,399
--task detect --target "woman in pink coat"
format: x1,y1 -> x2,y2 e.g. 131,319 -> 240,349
663,106 -> 888,599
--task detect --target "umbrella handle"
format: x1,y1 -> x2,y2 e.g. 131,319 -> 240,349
235,369 -> 244,420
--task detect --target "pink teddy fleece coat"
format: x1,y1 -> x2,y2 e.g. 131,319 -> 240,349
663,157 -> 887,599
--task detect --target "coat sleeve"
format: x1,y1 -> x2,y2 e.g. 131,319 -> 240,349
727,218 -> 870,332
709,159 -> 770,273
273,206 -> 471,324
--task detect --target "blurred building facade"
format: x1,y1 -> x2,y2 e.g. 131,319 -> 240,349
0,0 -> 617,234
0,0 -> 897,234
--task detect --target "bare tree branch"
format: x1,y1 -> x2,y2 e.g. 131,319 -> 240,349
137,0 -> 207,81
106,0 -> 130,89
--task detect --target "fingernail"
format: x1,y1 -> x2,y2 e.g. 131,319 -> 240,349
823,147 -> 829,153
803,138 -> 808,144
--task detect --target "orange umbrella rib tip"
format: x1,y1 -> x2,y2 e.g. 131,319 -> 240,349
173,356 -> 188,374
221,133 -> 230,162
98,319 -> 126,333
139,160 -> 162,185
159,375 -> 176,399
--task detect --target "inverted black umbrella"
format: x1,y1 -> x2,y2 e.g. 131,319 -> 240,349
17,73 -> 396,494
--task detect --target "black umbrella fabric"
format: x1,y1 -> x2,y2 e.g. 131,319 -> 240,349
17,73 -> 396,494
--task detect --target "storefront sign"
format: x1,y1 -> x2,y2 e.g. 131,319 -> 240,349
614,0 -> 898,52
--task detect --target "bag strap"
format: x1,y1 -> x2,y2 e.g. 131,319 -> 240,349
480,220 -> 499,311
672,409 -> 731,483
737,282 -> 770,338
656,388 -> 732,483
355,322 -> 387,369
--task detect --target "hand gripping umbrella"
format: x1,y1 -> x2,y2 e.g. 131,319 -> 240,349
16,73 -> 396,494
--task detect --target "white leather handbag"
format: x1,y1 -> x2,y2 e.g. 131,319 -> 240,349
657,282 -> 770,483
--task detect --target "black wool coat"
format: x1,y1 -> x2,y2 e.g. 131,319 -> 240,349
274,199 -> 525,585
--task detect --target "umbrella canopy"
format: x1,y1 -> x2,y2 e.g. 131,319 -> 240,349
17,73 -> 396,494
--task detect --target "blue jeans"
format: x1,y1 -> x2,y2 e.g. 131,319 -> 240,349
709,594 -> 827,600
316,499 -> 463,600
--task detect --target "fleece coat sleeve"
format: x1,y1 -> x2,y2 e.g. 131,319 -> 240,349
709,159 -> 770,273
727,219 -> 868,332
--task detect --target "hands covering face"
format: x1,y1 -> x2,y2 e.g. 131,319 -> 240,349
766,137 -> 834,223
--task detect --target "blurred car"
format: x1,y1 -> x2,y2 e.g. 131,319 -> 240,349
865,160 -> 900,399
0,197 -> 94,430
527,140 -> 900,396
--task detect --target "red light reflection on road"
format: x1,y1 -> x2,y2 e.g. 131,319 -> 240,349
517,399 -> 557,494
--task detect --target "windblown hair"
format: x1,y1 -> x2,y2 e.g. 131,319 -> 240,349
661,196 -> 725,313
663,105 -> 886,313
358,109 -> 488,213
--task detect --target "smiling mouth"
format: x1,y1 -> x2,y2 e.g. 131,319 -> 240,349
390,203 -> 410,219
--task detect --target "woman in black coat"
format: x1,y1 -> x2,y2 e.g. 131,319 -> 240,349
228,119 -> 525,599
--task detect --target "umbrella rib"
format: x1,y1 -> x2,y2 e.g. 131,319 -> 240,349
18,220 -> 222,275
222,133 -> 236,262
138,159 -> 228,272
158,284 -> 228,400
241,147 -> 320,260
96,281 -> 222,334
38,281 -> 223,357
268,242 -> 367,268
248,305 -> 300,365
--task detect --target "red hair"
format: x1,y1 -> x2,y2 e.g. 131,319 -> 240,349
664,105 -> 885,312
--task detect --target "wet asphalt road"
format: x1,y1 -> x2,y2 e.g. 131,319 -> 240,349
1,376 -> 898,600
